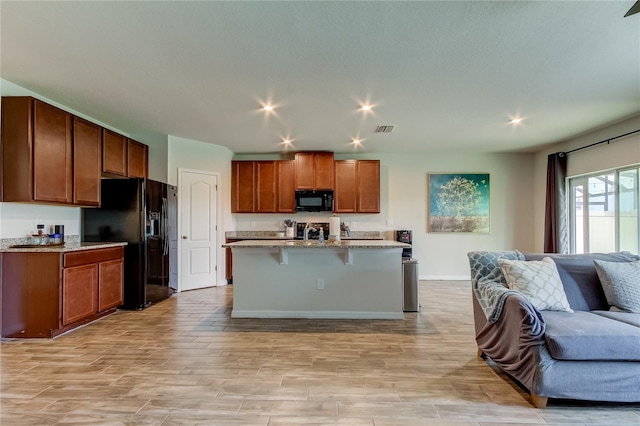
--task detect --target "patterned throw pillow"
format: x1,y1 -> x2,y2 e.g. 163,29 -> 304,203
593,259 -> 640,313
498,257 -> 574,313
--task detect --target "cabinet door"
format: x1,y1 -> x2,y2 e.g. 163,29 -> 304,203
73,117 -> 102,206
62,264 -> 98,325
357,160 -> 380,213
1,97 -> 33,202
313,152 -> 335,190
277,160 -> 295,213
231,161 -> 255,213
256,161 -> 277,213
334,160 -> 358,213
98,258 -> 124,311
294,152 -> 314,189
127,139 -> 148,178
33,100 -> 73,203
102,129 -> 127,176
225,239 -> 240,282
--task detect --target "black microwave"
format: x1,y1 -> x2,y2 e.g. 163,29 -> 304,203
295,190 -> 334,212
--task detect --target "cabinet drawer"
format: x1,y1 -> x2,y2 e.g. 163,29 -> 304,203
64,247 -> 124,267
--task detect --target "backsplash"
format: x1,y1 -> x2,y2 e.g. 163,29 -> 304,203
0,203 -> 80,239
1,235 -> 80,249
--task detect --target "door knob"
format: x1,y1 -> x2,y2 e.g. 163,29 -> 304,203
182,236 -> 188,239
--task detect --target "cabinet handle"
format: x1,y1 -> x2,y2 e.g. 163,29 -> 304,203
182,236 -> 188,239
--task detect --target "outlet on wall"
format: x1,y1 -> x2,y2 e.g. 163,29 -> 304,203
387,219 -> 394,227
316,278 -> 325,290
251,221 -> 256,228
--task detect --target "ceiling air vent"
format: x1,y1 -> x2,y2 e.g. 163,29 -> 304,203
375,125 -> 394,133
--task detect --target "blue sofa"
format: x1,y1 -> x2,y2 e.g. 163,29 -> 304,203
468,251 -> 640,408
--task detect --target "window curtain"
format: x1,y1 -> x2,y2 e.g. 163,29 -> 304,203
544,152 -> 568,253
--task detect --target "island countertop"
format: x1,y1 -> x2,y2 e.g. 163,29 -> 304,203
223,239 -> 409,249
0,241 -> 128,253
225,231 -> 383,240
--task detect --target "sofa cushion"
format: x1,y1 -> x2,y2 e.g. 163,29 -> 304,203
499,257 -> 573,313
524,253 -> 640,312
542,310 -> 640,361
592,310 -> 640,328
594,259 -> 640,313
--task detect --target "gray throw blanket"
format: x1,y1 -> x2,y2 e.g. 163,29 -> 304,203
468,251 -> 545,333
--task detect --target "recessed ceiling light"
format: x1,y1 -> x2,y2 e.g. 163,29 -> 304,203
351,138 -> 362,145
262,105 -> 274,112
360,104 -> 372,112
508,116 -> 524,125
281,138 -> 292,144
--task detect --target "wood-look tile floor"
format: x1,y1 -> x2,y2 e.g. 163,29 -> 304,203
2,281 -> 639,425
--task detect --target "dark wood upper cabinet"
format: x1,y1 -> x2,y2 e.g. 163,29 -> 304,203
102,129 -> 127,176
277,160 -> 296,213
127,139 -> 148,178
231,161 -> 256,213
334,160 -> 358,213
73,117 -> 102,206
231,160 -> 296,213
334,159 -> 380,214
255,161 -> 277,213
32,100 -> 73,204
295,151 -> 334,190
357,160 -> 380,213
2,96 -> 148,206
1,97 -> 73,204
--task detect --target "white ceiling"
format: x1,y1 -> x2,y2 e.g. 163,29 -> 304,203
1,1 -> 639,154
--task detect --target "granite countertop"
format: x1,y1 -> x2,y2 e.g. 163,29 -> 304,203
223,240 -> 409,249
0,241 -> 128,253
225,231 -> 383,240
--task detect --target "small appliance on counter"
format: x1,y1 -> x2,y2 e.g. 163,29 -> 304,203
396,230 -> 412,259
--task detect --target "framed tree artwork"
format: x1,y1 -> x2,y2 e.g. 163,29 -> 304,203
427,173 -> 490,233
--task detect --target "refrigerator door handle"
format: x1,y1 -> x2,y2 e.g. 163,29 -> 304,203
162,197 -> 169,256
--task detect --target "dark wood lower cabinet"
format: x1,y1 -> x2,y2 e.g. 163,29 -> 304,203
1,247 -> 124,338
99,258 -> 124,311
62,264 -> 98,325
225,239 -> 240,283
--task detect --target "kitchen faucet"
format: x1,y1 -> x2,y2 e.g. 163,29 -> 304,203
303,224 -> 317,241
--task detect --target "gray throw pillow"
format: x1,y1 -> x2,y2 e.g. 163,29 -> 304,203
498,257 -> 573,313
593,259 -> 640,313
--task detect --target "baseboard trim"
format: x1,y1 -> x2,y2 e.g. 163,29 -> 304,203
231,310 -> 405,320
421,275 -> 470,281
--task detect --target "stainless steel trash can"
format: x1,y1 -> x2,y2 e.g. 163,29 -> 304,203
402,258 -> 419,312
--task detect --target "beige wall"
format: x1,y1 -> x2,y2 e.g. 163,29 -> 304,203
234,151 -> 536,279
6,78 -> 634,277
0,80 -> 175,238
532,114 -> 640,251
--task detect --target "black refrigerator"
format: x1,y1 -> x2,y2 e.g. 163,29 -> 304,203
82,178 -> 177,309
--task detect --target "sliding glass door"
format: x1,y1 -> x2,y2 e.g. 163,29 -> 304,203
569,166 -> 639,255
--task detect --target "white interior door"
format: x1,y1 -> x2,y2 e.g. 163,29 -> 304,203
179,170 -> 218,291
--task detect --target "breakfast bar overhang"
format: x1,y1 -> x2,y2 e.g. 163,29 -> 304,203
222,240 -> 411,319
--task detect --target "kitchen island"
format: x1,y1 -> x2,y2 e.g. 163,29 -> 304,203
222,239 -> 410,319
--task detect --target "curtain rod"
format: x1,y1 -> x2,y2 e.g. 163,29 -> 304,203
565,129 -> 640,154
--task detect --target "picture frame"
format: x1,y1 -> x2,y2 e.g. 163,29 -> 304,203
427,173 -> 490,233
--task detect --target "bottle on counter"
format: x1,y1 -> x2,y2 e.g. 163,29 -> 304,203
318,227 -> 325,244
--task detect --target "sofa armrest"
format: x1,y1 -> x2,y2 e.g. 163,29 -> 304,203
475,292 -> 547,392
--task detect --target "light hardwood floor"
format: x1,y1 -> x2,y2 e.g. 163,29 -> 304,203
2,281 -> 639,425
